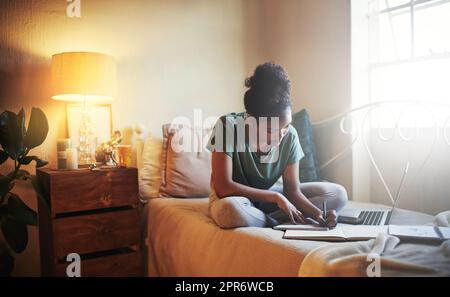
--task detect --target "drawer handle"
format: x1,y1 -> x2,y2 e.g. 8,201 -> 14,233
100,193 -> 112,206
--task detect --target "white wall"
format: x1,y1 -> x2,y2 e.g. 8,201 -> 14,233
254,0 -> 353,198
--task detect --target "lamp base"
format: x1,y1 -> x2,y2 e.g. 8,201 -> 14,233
77,157 -> 94,166
78,99 -> 96,166
78,162 -> 103,169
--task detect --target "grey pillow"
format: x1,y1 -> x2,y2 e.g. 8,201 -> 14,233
291,109 -> 321,182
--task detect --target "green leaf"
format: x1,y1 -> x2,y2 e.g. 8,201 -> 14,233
19,156 -> 34,165
17,108 -> 26,142
23,108 -> 49,150
0,175 -> 11,198
6,169 -> 29,181
13,169 -> 30,180
1,216 -> 28,253
35,159 -> 48,168
27,175 -> 49,209
0,150 -> 8,164
0,251 -> 14,276
0,204 -> 8,216
7,193 -> 37,226
18,155 -> 48,168
18,169 -> 30,175
0,110 -> 26,160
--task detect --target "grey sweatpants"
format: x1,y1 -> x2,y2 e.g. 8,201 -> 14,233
209,182 -> 348,229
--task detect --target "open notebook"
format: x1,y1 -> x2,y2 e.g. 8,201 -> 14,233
283,224 -> 450,242
283,225 -> 388,241
389,225 -> 450,243
273,224 -> 328,231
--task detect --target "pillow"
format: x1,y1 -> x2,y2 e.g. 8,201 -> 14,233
159,124 -> 212,198
291,109 -> 321,182
139,134 -> 163,201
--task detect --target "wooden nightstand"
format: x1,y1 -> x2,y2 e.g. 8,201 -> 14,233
37,167 -> 143,277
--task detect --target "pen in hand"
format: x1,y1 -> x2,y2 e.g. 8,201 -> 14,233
320,200 -> 327,227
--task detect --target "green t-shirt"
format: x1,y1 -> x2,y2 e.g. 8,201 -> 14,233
207,112 -> 304,191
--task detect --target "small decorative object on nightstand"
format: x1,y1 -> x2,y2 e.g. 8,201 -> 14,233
95,130 -> 123,166
37,167 -> 143,276
56,138 -> 72,169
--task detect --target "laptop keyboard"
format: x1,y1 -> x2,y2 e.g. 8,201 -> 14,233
358,210 -> 392,225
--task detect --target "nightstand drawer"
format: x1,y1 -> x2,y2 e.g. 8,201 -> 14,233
37,167 -> 142,276
55,250 -> 143,277
49,168 -> 138,214
53,208 -> 140,257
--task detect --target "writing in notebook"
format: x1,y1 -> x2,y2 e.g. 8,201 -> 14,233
273,217 -> 328,231
273,224 -> 328,231
283,225 -> 388,241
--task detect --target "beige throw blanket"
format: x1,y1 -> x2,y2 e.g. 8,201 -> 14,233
298,211 -> 450,277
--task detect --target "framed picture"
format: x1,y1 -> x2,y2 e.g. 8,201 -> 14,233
66,104 -> 113,148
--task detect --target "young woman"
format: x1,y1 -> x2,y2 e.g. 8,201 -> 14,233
206,62 -> 347,229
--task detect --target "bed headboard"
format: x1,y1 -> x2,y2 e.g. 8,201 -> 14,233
135,101 -> 450,166
134,100 -> 450,205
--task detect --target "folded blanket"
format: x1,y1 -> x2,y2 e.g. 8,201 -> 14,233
298,211 -> 450,277
434,211 -> 450,227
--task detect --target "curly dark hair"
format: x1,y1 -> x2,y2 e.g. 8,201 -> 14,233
244,62 -> 292,117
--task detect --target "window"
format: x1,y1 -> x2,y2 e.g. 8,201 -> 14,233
354,0 -> 450,127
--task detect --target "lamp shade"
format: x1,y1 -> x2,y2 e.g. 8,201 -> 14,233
51,52 -> 116,102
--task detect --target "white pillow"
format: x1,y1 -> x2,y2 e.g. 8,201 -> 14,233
139,134 -> 163,201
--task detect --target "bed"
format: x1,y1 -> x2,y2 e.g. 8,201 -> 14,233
135,102 -> 450,277
142,197 -> 450,276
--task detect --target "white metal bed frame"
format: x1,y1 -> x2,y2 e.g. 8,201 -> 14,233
135,100 -> 450,205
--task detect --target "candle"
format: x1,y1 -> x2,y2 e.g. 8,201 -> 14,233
57,138 -> 72,169
66,148 -> 78,170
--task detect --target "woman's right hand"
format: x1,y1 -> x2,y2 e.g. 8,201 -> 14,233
272,192 -> 306,224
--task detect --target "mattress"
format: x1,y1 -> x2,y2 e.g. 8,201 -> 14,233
143,198 -> 435,276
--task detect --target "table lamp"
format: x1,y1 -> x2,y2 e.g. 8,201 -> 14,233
51,52 -> 116,165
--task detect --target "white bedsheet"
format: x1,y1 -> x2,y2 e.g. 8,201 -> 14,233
299,212 -> 450,276
144,198 -> 440,276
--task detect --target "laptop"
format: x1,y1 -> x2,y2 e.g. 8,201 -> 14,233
337,162 -> 410,226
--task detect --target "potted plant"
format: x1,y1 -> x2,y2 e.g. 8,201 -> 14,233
0,107 -> 49,276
